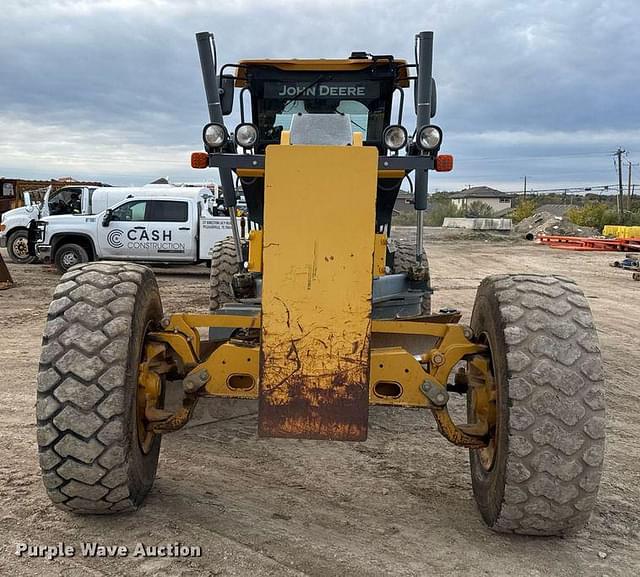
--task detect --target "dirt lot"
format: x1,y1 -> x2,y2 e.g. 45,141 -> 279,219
1,233 -> 638,577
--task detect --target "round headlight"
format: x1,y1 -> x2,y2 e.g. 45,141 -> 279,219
417,125 -> 442,151
235,123 -> 259,149
203,123 -> 227,148
383,125 -> 408,151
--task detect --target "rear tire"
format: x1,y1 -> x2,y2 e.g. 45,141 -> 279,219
7,229 -> 35,264
209,237 -> 241,312
55,243 -> 89,274
468,274 -> 605,535
36,262 -> 163,513
391,239 -> 431,315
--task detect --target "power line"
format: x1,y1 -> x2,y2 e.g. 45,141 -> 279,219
455,151 -> 612,162
502,184 -> 619,195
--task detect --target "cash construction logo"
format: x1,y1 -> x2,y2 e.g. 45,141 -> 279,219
106,229 -> 124,249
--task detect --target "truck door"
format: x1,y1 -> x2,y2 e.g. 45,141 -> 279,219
97,199 -> 151,260
199,203 -> 233,260
143,200 -> 195,262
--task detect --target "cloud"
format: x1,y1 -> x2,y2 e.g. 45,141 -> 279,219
0,0 -> 637,189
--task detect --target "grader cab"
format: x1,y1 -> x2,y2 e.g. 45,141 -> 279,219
36,31 -> 605,535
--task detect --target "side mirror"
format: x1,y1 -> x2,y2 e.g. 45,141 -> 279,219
102,209 -> 113,227
430,78 -> 437,118
413,77 -> 437,118
218,74 -> 235,116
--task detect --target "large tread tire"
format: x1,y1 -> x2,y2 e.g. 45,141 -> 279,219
392,240 -> 431,315
7,229 -> 36,264
209,237 -> 241,312
469,274 -> 605,535
36,261 -> 163,514
54,243 -> 90,274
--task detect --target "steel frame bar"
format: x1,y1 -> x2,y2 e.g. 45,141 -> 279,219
143,312 -> 490,446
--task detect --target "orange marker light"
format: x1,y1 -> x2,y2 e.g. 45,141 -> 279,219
435,154 -> 454,172
191,152 -> 209,169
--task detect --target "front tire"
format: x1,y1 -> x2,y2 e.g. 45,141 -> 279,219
391,239 -> 431,315
36,262 -> 163,513
209,237 -> 241,311
54,243 -> 89,273
7,229 -> 35,264
468,274 -> 605,535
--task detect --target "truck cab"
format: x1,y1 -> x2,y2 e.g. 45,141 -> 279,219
36,189 -> 233,272
0,185 -> 94,263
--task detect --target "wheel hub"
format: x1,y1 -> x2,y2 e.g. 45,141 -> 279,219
467,354 -> 498,471
13,237 -> 29,258
61,251 -> 79,268
136,341 -> 168,453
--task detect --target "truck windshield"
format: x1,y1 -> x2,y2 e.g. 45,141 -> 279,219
48,188 -> 82,215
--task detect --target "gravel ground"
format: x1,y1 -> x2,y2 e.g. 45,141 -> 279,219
0,234 -> 638,576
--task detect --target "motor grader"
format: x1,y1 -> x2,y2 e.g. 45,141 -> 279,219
36,31 -> 605,535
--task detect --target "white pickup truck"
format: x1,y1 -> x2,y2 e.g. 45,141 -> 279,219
0,185 -> 93,263
0,183 -> 223,264
35,188 -> 234,273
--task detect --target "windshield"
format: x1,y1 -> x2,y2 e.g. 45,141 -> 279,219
272,99 -> 371,137
48,187 -> 82,215
248,69 -> 395,151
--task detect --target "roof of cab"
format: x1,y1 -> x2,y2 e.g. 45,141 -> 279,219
235,59 -> 409,88
92,186 -> 210,198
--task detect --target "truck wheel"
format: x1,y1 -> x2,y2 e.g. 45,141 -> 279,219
55,243 -> 89,273
392,240 -> 431,315
468,274 -> 605,535
7,229 -> 35,264
209,237 -> 241,311
36,262 -> 164,513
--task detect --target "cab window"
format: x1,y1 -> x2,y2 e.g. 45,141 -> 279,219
147,200 -> 189,222
48,187 -> 83,215
110,200 -> 147,222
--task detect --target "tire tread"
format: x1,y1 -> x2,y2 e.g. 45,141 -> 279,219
36,261 -> 160,514
209,237 -> 240,312
473,274 -> 605,535
391,240 -> 431,315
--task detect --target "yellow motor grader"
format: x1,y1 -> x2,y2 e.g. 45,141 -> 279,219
36,31 -> 605,535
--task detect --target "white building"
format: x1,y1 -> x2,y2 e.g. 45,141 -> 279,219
450,187 -> 513,215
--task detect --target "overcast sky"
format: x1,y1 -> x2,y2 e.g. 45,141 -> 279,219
1,0 -> 638,193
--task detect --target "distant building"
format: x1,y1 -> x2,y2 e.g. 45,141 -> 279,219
450,186 -> 514,214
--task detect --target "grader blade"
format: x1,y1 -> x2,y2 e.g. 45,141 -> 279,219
258,144 -> 378,440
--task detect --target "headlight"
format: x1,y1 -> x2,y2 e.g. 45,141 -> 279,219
235,123 -> 259,149
202,123 -> 228,148
36,221 -> 47,241
416,125 -> 442,151
382,125 -> 408,151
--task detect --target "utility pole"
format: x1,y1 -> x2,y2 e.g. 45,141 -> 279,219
627,161 -> 633,210
615,148 -> 625,218
626,160 -> 637,211
523,176 -> 527,200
